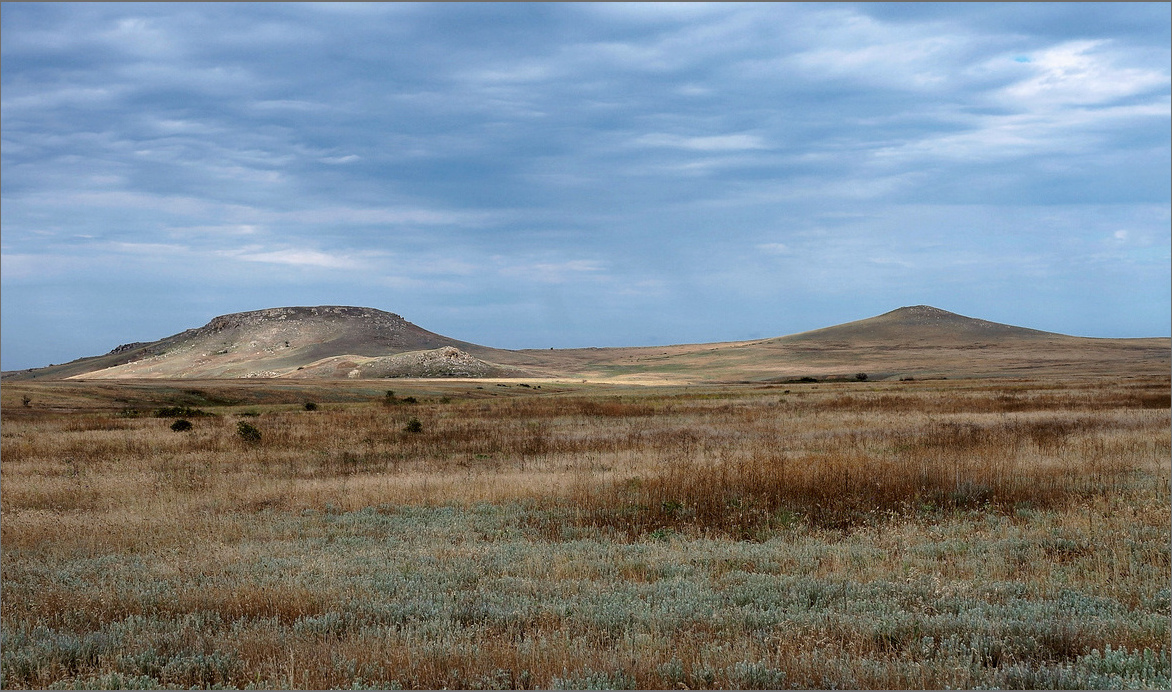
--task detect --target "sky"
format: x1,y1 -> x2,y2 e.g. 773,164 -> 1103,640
2,2 -> 1169,371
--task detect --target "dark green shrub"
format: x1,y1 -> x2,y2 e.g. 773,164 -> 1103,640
402,396 -> 418,404
404,417 -> 423,434
170,419 -> 193,432
237,422 -> 261,443
156,406 -> 211,418
304,402 -> 318,411
855,373 -> 868,381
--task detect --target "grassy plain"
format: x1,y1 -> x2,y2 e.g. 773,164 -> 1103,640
2,376 -> 1169,689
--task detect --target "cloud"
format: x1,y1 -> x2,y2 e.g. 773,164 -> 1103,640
1002,40 -> 1169,107
855,41 -> 1169,168
108,241 -> 192,255
870,102 -> 1167,164
756,243 -> 791,255
0,253 -> 84,281
277,206 -> 490,227
1,86 -> 127,111
498,258 -> 606,284
635,133 -> 768,151
166,224 -> 259,236
225,247 -> 365,270
787,22 -> 963,91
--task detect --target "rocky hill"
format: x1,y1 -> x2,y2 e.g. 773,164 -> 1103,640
4,306 -> 523,380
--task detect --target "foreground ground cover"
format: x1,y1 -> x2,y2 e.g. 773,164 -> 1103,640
1,376 -> 1169,689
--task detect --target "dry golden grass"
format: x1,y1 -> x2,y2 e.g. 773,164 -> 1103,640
1,376 -> 1168,689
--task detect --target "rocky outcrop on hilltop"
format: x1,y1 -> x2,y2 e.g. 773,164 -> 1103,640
198,306 -> 404,334
182,306 -> 435,357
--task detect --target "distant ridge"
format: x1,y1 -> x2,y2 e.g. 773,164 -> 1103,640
3,304 -> 1167,382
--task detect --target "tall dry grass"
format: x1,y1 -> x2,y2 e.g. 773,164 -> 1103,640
570,413 -> 1160,537
2,379 -> 1167,540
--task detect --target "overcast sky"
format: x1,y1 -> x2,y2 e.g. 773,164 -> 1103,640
3,3 -> 1169,370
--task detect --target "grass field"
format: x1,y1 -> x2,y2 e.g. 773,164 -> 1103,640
1,376 -> 1169,689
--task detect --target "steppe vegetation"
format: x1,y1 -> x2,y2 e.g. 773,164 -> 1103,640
2,376 -> 1169,689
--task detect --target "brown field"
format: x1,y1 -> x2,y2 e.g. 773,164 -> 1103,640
2,375 -> 1169,689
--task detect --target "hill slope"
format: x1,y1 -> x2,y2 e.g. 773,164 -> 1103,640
779,305 -> 1057,344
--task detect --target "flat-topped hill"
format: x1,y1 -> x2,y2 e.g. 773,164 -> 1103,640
4,306 -> 517,380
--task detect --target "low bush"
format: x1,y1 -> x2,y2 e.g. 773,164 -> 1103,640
169,420 -> 193,432
236,422 -> 261,443
155,406 -> 212,418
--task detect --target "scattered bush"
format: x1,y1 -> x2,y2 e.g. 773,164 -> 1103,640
170,420 -> 193,432
304,402 -> 318,411
21,395 -> 31,407
236,422 -> 261,443
855,372 -> 868,381
383,390 -> 421,405
403,417 -> 423,434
